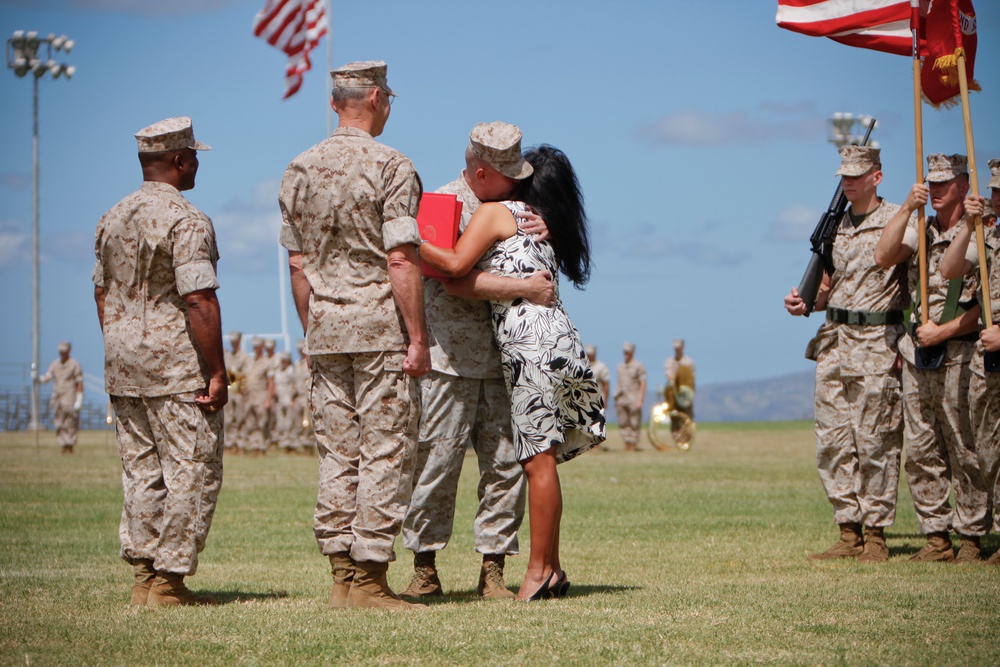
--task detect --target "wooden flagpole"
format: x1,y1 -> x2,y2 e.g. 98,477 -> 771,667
911,2 -> 929,326
956,51 -> 992,329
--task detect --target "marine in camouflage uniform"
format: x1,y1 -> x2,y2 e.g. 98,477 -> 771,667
784,146 -> 907,562
615,342 -> 646,451
223,331 -> 247,452
294,339 -> 315,452
93,117 -> 226,607
876,153 -> 986,563
664,338 -> 696,420
263,339 -> 278,449
268,352 -> 300,452
279,61 -> 430,610
240,338 -> 270,455
40,341 -> 83,454
942,164 -> 1000,565
402,122 -> 550,600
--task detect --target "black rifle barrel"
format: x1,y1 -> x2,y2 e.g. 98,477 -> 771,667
795,117 -> 877,315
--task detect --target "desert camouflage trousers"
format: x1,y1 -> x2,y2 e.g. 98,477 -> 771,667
310,352 -> 419,563
814,352 -> 903,527
274,401 -> 299,450
616,402 -> 642,447
238,396 -> 268,452
402,372 -> 525,556
903,352 -> 989,536
111,393 -> 223,576
970,353 -> 1000,533
223,391 -> 240,448
52,398 -> 79,448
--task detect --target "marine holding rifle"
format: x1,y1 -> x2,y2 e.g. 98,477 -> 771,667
874,153 -> 986,563
783,145 -> 909,563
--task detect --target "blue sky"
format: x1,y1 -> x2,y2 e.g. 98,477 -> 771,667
1,0 -> 998,401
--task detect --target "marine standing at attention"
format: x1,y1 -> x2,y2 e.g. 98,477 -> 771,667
93,116 -> 226,607
279,60 -> 430,610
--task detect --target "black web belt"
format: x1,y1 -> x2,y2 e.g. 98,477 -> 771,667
826,308 -> 904,326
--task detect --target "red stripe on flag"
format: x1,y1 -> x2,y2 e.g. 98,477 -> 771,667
254,0 -> 327,98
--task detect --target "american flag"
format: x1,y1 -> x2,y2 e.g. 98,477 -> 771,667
254,0 -> 329,98
776,0 -> 913,56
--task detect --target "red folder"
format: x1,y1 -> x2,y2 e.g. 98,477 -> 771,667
417,192 -> 463,278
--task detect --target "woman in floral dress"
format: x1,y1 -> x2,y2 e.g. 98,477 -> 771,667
420,144 -> 605,601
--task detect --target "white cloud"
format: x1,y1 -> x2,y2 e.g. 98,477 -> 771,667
769,204 -> 818,243
213,179 -> 283,273
638,107 -> 824,147
0,219 -> 29,269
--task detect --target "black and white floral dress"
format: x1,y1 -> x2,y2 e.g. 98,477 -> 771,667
477,201 -> 606,463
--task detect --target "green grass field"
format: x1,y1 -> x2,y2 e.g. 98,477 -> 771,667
2,423 -> 998,666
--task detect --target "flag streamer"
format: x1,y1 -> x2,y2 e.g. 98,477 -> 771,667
254,0 -> 329,99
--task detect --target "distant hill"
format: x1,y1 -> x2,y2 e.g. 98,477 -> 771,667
690,370 -> 814,422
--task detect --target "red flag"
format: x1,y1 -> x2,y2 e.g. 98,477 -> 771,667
921,0 -> 979,107
253,0 -> 328,99
776,0 -> 913,55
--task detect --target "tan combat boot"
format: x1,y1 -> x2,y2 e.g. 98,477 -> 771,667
328,552 -> 354,610
147,573 -> 219,607
858,526 -> 889,563
477,554 -> 515,599
130,559 -> 156,605
909,531 -> 954,562
985,550 -> 1000,566
808,523 -> 864,560
399,552 -> 443,599
953,535 -> 982,563
347,560 -> 427,610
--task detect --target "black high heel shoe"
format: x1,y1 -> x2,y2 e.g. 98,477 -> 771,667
548,571 -> 570,598
525,572 -> 555,602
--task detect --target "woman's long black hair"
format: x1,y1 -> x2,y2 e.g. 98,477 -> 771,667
518,144 -> 592,288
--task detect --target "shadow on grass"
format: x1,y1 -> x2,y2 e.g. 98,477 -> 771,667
420,584 -> 641,605
208,590 -> 291,604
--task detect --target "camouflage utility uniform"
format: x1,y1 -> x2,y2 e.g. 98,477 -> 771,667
964,224 -> 1000,536
240,351 -> 270,454
41,355 -> 83,449
402,175 -> 525,563
280,125 -> 423,564
615,358 -> 646,449
93,180 -> 224,577
223,343 -> 247,449
899,216 -> 988,538
806,201 -> 908,533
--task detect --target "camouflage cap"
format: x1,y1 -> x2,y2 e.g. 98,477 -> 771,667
925,153 -> 968,183
988,158 -> 1000,190
585,344 -> 597,357
58,341 -> 70,352
835,145 -> 881,177
264,339 -> 276,350
278,352 -> 292,362
673,338 -> 685,348
229,330 -> 242,341
331,60 -> 395,97
623,341 -> 635,353
469,121 -> 533,180
252,337 -> 264,347
135,117 -> 210,153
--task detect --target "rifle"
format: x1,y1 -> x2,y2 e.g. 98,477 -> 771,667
796,116 -> 877,315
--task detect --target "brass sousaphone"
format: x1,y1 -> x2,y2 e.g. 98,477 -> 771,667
648,364 -> 696,451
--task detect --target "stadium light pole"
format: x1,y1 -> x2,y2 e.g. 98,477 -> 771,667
6,30 -> 75,430
827,112 -> 879,149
